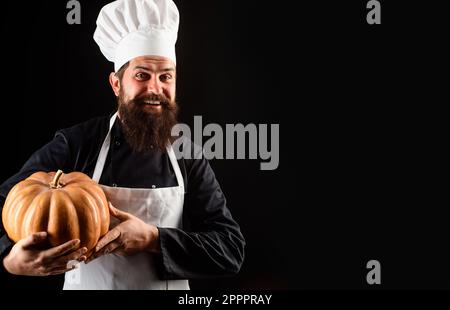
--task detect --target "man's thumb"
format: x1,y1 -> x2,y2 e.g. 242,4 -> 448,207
109,202 -> 130,221
21,232 -> 47,249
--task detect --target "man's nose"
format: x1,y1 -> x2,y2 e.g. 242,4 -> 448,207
146,77 -> 163,94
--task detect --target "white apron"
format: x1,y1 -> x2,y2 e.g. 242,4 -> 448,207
64,113 -> 189,290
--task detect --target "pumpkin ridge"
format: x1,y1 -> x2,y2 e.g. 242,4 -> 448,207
4,180 -> 42,210
63,187 -> 100,250
7,184 -> 48,242
21,191 -> 52,240
57,189 -> 81,244
47,190 -> 79,247
70,182 -> 110,236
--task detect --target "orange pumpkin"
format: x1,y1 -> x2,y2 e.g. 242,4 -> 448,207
1,170 -> 110,252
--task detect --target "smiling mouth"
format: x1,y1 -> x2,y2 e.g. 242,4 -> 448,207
143,101 -> 162,106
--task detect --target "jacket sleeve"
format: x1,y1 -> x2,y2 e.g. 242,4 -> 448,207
158,156 -> 245,279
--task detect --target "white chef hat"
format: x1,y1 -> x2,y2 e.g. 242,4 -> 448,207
93,0 -> 179,72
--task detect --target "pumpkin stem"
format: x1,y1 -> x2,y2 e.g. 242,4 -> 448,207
50,170 -> 64,189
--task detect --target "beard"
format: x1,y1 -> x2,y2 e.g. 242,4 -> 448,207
117,91 -> 178,154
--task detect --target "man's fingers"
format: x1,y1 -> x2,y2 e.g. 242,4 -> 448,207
95,228 -> 121,252
48,268 -> 73,276
53,247 -> 87,266
21,232 -> 48,249
96,241 -> 121,259
101,241 -> 121,255
46,264 -> 78,276
84,248 -> 95,259
43,239 -> 80,259
44,249 -> 87,273
87,241 -> 121,263
109,203 -> 130,221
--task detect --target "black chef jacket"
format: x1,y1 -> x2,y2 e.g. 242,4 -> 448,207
0,113 -> 245,285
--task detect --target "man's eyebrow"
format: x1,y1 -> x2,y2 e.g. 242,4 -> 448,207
133,66 -> 175,72
133,66 -> 151,71
161,67 -> 176,72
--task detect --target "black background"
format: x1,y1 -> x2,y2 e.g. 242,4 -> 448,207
0,0 -> 448,290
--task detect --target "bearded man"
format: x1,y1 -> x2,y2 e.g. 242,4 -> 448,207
0,0 -> 245,290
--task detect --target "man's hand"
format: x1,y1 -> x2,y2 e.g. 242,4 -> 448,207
2,232 -> 87,276
86,203 -> 160,263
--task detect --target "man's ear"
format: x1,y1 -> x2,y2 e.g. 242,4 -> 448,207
109,72 -> 120,97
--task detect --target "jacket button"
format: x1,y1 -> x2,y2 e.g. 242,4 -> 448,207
115,140 -> 121,147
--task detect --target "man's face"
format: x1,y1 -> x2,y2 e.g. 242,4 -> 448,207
110,56 -> 178,153
117,55 -> 177,112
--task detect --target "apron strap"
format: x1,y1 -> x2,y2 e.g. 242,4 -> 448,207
92,112 -> 118,183
167,144 -> 185,190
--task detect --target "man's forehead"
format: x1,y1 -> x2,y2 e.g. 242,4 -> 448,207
130,56 -> 175,70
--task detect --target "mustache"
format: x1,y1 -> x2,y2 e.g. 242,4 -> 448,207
132,94 -> 172,107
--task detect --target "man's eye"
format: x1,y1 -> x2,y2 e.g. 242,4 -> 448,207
135,72 -> 149,80
160,74 -> 172,82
